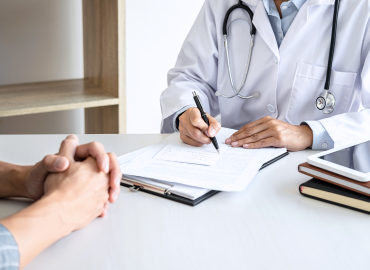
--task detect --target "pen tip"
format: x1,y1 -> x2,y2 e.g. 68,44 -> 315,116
217,149 -> 220,154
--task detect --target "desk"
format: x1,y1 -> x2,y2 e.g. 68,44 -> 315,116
1,135 -> 370,270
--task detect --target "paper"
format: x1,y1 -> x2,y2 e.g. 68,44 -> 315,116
118,147 -> 211,200
120,128 -> 287,191
153,141 -> 228,166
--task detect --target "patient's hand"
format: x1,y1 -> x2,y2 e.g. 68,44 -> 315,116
44,156 -> 109,231
0,138 -> 111,268
20,135 -> 121,213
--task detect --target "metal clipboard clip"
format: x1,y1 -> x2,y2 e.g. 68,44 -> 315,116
121,177 -> 173,195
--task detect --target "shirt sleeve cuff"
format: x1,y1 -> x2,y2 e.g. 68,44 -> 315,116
0,224 -> 20,270
172,105 -> 196,132
302,121 -> 335,150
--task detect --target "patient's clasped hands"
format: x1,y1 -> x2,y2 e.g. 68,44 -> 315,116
0,135 -> 122,269
21,134 -> 121,217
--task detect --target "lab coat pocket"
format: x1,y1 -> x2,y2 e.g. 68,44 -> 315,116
285,62 -> 357,125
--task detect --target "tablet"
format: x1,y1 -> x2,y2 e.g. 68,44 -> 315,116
308,137 -> 370,182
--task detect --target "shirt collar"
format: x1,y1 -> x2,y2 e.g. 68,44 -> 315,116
261,0 -> 307,13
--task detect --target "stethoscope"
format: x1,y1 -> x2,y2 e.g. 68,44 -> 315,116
216,0 -> 340,114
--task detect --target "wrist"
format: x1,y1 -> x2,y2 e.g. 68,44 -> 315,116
40,190 -> 75,235
43,190 -> 79,233
0,162 -> 30,198
300,125 -> 314,149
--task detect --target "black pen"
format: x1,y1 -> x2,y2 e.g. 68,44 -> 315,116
192,91 -> 220,154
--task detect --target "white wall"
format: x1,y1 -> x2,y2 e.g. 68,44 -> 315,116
0,0 -> 204,134
0,0 -> 84,134
126,0 -> 204,133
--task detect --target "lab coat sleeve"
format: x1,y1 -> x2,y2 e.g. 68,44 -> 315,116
319,21 -> 370,147
304,121 -> 335,150
161,105 -> 196,133
160,0 -> 220,127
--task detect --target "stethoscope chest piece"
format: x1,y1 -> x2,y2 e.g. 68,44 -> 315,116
316,91 -> 336,114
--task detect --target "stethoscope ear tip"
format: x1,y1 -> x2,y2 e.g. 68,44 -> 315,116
252,92 -> 260,98
215,91 -> 222,97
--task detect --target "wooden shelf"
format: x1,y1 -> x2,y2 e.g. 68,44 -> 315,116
1,0 -> 126,134
0,79 -> 119,117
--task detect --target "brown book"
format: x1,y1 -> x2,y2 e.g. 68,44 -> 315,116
298,162 -> 370,197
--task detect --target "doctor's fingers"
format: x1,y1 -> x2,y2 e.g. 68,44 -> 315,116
230,128 -> 277,148
242,137 -> 282,150
232,116 -> 276,137
187,109 -> 209,132
205,113 -> 221,137
180,124 -> 211,145
58,135 -> 79,163
180,133 -> 205,147
228,122 -> 273,144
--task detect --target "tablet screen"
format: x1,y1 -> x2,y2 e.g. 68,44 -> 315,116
319,139 -> 370,173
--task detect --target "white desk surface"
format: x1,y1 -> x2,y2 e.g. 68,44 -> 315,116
1,135 -> 370,270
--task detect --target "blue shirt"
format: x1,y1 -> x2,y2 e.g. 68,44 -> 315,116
0,224 -> 19,270
262,0 -> 306,47
165,0 -> 335,150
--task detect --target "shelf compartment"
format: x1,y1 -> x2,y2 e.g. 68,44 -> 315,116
0,79 -> 119,117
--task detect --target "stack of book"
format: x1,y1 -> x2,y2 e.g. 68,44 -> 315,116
298,162 -> 370,214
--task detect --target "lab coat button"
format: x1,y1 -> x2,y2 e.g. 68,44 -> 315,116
322,143 -> 328,149
273,56 -> 279,63
267,104 -> 276,113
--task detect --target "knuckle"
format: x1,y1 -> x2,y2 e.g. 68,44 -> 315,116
264,116 -> 272,121
272,126 -> 280,133
259,140 -> 267,147
91,141 -> 103,149
179,113 -> 186,122
252,134 -> 259,142
42,155 -> 52,164
192,118 -> 203,127
244,128 -> 253,135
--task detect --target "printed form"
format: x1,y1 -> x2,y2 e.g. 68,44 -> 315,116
121,128 -> 285,191
153,141 -> 228,166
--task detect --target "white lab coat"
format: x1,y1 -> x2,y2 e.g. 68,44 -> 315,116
160,0 -> 370,147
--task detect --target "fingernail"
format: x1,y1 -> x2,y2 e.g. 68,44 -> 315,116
104,162 -> 109,173
54,158 -> 65,170
232,142 -> 239,147
114,192 -> 119,201
204,130 -> 210,137
243,144 -> 250,148
209,128 -> 216,137
225,138 -> 231,144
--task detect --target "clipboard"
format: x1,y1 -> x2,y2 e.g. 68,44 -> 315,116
120,152 -> 289,206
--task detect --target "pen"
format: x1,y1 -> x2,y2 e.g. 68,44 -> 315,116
192,91 -> 220,154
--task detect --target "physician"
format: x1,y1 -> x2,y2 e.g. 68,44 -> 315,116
160,0 -> 370,151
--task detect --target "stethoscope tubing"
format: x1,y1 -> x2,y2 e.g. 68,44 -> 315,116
218,0 -> 257,99
219,0 -> 340,115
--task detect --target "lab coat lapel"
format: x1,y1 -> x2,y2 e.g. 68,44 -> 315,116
279,0 -> 335,52
252,1 -> 280,59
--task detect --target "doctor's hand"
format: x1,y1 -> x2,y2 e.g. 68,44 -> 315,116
225,116 -> 313,152
179,107 -> 221,147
